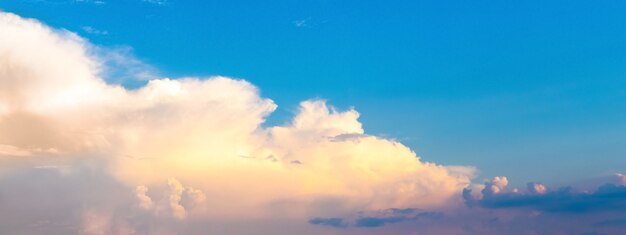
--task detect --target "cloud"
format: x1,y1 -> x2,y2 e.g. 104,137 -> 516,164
308,177 -> 626,234
135,185 -> 154,210
142,0 -> 167,5
309,208 -> 444,229
0,11 -> 474,234
354,209 -> 443,228
308,217 -> 347,228
293,19 -> 309,28
0,162 -> 133,234
75,0 -> 106,5
81,26 -> 108,35
465,180 -> 626,214
481,176 -> 509,196
613,173 -> 626,186
527,182 -> 547,194
165,178 -> 186,219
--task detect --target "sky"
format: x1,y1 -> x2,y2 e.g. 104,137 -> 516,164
1,1 -> 626,234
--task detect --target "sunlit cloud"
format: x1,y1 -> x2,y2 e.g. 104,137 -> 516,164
0,11 -> 475,234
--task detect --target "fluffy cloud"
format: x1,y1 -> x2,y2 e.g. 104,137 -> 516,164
0,11 -> 474,234
135,185 -> 154,211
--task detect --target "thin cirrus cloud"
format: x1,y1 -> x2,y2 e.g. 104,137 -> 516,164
0,11 -> 475,234
141,0 -> 167,5
1,10 -> 626,235
81,26 -> 108,35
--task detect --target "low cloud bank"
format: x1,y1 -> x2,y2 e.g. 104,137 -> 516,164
308,175 -> 626,234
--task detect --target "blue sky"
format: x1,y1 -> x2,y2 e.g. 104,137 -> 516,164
3,0 -> 626,186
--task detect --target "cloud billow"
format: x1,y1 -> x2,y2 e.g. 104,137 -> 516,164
0,11 -> 474,234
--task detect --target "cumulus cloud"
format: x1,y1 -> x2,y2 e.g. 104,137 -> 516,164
135,185 -> 154,210
482,176 -> 509,196
165,178 -> 186,219
527,182 -> 547,194
0,11 -> 475,234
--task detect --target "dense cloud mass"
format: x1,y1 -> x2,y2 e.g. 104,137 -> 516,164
2,12 -> 626,235
0,12 -> 475,234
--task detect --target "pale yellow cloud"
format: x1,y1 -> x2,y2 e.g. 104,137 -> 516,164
135,185 -> 154,211
0,11 -> 475,230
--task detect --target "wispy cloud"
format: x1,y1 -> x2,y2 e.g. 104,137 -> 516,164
20,0 -> 105,5
308,217 -> 347,228
292,17 -> 329,29
75,0 -> 105,5
142,0 -> 167,5
81,26 -> 108,35
292,18 -> 309,28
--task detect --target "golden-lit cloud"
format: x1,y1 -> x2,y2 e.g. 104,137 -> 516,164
0,11 -> 475,234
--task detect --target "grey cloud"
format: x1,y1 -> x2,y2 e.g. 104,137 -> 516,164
309,208 -> 443,228
465,183 -> 626,213
0,159 -> 204,235
308,178 -> 626,234
0,161 -> 131,234
308,217 -> 347,228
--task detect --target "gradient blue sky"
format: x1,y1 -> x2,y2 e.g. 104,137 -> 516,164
3,0 -> 626,186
